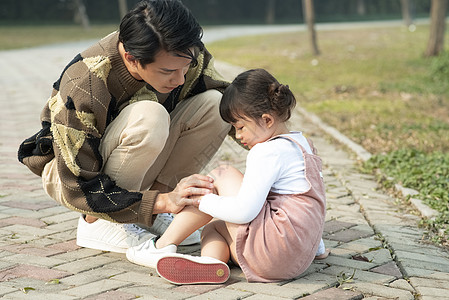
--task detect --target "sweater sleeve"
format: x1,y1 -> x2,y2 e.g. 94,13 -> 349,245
199,143 -> 281,224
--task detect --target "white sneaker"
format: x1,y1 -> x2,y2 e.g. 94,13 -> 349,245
150,213 -> 201,246
76,216 -> 155,253
156,254 -> 230,285
126,237 -> 177,268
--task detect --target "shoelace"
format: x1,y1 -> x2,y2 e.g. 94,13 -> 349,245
155,213 -> 173,226
122,223 -> 147,239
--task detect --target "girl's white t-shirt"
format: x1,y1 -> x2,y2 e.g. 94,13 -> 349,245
199,132 -> 313,224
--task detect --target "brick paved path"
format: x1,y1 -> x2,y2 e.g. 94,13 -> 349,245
0,39 -> 448,300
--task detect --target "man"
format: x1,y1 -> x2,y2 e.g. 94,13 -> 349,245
18,0 -> 230,254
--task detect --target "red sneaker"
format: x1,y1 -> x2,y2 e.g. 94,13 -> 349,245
156,254 -> 230,285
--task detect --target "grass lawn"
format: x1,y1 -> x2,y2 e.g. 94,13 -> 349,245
207,25 -> 449,246
0,23 -> 118,50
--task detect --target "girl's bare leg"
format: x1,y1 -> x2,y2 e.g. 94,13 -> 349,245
200,165 -> 243,263
156,205 -> 212,248
201,220 -> 240,264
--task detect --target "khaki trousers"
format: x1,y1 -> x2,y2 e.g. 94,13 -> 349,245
42,89 -> 230,202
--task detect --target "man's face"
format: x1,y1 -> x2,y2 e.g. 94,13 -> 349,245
134,49 -> 192,94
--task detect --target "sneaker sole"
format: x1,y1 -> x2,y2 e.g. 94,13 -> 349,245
76,237 -> 127,253
156,255 -> 230,285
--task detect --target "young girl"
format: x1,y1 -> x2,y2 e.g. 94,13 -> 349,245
126,68 -> 327,284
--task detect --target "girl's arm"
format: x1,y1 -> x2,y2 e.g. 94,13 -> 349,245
199,143 -> 281,224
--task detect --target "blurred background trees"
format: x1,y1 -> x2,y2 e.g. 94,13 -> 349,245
0,0 -> 434,25
0,0 -> 445,56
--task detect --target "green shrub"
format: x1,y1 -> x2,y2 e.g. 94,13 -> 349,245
363,149 -> 449,230
430,51 -> 449,81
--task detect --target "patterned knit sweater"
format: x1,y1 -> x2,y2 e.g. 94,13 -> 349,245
18,32 -> 229,226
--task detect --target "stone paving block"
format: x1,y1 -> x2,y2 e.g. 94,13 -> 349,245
45,229 -> 77,242
322,255 -> 376,270
0,259 -> 15,271
301,287 -> 363,300
326,210 -> 365,222
103,258 -> 157,275
362,248 -> 392,265
366,216 -> 408,229
409,276 -> 449,289
243,294 -> 291,300
180,286 -> 253,300
326,247 -> 357,258
387,240 -> 446,257
0,243 -> 65,257
335,237 -> 383,254
323,220 -> 357,234
327,195 -> 355,205
0,285 -> 18,297
378,226 -> 424,241
54,247 -> 116,262
344,282 -> 414,300
110,270 -> 168,286
45,218 -> 78,232
370,261 -> 403,278
25,205 -> 73,219
395,250 -> 449,267
284,272 -> 338,295
118,285 -> 193,299
61,267 -> 125,286
399,258 -> 449,274
322,238 -> 340,249
227,281 -> 303,298
41,210 -> 80,224
1,253 -> 66,268
1,275 -> 74,296
0,224 -> 56,238
47,239 -> 79,252
172,283 -> 228,297
0,264 -> 71,282
325,227 -> 373,243
0,216 -> 47,228
320,265 -> 395,284
331,203 -> 362,214
297,261 -> 330,278
54,254 -> 119,273
389,279 -> 415,292
84,290 -> 136,300
2,291 -> 77,300
0,200 -> 57,210
60,278 -> 132,298
412,286 -> 449,299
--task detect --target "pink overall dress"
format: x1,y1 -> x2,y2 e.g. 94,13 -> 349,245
234,136 -> 326,282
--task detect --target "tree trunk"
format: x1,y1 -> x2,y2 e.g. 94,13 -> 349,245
425,0 -> 448,57
265,0 -> 276,24
357,0 -> 366,16
302,0 -> 320,56
118,0 -> 128,20
400,0 -> 413,27
73,0 -> 90,30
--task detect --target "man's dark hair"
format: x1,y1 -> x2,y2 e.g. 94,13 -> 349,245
118,0 -> 204,67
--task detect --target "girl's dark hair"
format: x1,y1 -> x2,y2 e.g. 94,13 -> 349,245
118,0 -> 204,67
220,69 -> 296,124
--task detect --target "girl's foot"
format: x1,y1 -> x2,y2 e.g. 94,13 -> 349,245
315,248 -> 330,260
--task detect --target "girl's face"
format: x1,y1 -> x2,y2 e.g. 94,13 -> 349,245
233,114 -> 277,149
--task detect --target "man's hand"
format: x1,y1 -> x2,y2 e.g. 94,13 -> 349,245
154,174 -> 214,214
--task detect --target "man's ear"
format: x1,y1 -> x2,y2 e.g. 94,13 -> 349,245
124,52 -> 139,69
261,113 -> 275,128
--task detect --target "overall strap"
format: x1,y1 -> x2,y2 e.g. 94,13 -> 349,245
268,135 -> 315,155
